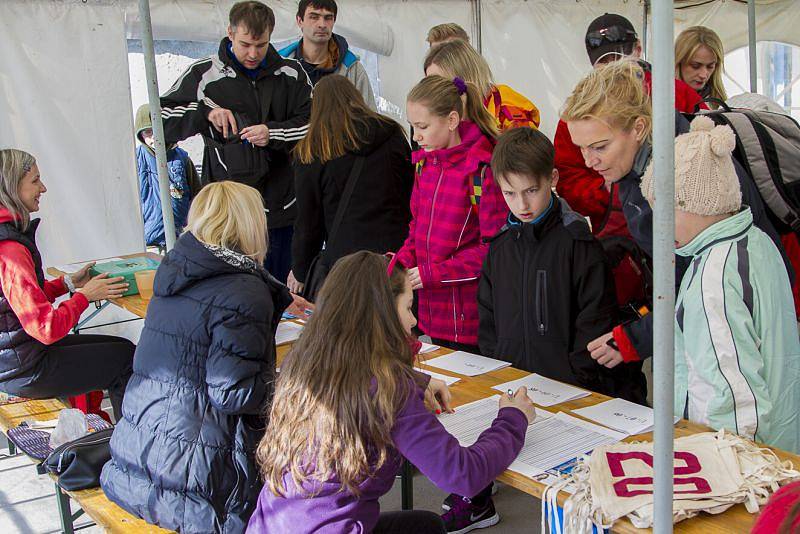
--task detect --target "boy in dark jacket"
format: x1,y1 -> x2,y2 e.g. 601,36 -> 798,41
478,127 -> 646,404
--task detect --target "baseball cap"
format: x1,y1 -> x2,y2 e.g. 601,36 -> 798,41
585,13 -> 638,66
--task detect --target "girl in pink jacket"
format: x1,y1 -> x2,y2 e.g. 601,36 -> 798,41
397,75 -> 506,351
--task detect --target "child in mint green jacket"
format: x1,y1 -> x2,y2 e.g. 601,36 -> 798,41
641,116 -> 800,453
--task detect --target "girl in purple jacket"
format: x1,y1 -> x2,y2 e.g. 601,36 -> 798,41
248,251 -> 534,534
396,75 -> 508,353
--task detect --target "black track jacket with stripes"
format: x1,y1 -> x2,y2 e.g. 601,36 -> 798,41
160,38 -> 312,228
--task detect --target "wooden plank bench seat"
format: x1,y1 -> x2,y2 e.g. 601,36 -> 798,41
0,398 -> 173,533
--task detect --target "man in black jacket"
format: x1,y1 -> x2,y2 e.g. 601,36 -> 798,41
159,1 -> 312,282
478,128 -> 646,404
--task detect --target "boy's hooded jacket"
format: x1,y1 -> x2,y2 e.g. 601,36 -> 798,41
134,105 -> 200,246
478,197 -> 646,404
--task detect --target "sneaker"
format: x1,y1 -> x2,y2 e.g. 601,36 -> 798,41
441,496 -> 500,534
442,484 -> 498,511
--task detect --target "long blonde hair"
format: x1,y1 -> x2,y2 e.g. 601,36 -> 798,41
0,149 -> 37,231
294,75 -> 399,165
408,75 -> 498,140
185,181 -> 268,263
257,251 -> 417,496
675,26 -> 727,106
560,60 -> 652,141
424,39 -> 494,97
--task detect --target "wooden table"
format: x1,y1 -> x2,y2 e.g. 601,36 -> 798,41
278,340 -> 800,533
47,252 -> 161,321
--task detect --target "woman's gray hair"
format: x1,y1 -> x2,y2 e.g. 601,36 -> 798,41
0,149 -> 36,231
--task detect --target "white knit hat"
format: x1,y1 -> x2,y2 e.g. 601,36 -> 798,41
641,115 -> 741,216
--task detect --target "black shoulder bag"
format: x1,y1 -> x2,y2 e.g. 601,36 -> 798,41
301,156 -> 365,302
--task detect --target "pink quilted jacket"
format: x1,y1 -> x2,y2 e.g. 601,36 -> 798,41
396,121 -> 506,345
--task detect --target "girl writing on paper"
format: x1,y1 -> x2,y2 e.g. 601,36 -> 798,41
249,251 -> 536,534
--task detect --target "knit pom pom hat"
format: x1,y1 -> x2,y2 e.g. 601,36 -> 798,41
641,115 -> 741,216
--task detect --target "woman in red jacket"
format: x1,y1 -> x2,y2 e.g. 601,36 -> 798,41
397,76 -> 507,353
0,149 -> 134,419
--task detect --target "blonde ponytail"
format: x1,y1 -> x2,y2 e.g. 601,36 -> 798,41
407,75 -> 498,140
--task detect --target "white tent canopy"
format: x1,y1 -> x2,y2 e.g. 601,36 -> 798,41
1,0 -> 798,264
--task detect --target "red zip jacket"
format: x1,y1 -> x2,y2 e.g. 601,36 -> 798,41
0,208 -> 88,345
396,121 -> 506,345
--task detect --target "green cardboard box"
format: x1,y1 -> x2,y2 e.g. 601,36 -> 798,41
89,258 -> 160,296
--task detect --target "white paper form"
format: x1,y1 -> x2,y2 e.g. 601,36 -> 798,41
425,351 -> 511,377
54,257 -> 124,274
492,374 -> 590,407
507,412 -> 625,478
419,368 -> 461,386
438,396 -> 624,479
438,395 -> 551,446
419,342 -> 440,354
573,398 -> 679,435
275,321 -> 304,346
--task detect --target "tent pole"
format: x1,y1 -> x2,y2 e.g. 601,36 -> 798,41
474,0 -> 483,54
652,0 -> 676,532
642,0 -> 649,59
748,0 -> 757,92
138,0 -> 177,251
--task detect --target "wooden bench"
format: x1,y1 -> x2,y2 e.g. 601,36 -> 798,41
0,398 -> 173,533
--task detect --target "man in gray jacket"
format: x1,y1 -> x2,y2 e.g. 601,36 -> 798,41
279,0 -> 376,110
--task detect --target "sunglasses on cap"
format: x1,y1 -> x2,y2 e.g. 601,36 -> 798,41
585,26 -> 638,49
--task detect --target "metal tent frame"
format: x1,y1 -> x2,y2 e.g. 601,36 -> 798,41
136,1 -> 762,530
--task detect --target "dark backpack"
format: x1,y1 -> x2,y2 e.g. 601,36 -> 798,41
695,98 -> 800,234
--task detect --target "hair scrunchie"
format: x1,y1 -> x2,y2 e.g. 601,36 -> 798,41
453,76 -> 468,95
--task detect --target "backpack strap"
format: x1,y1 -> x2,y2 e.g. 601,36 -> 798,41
469,163 -> 489,214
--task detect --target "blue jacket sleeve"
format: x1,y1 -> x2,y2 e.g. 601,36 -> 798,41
205,308 -> 272,415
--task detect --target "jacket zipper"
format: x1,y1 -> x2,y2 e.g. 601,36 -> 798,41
425,160 -> 445,333
522,239 -> 530,353
451,206 -> 473,342
536,270 -> 548,335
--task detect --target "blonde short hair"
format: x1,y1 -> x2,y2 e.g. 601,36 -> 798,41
560,60 -> 652,140
675,26 -> 727,105
424,39 -> 494,97
0,149 -> 37,231
186,181 -> 268,263
426,23 -> 470,46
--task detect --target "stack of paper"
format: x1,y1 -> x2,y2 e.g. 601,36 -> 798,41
419,368 -> 460,386
438,396 -> 624,478
425,351 -> 511,377
275,321 -> 303,346
419,342 -> 440,354
572,398 -> 679,435
492,374 -> 590,407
